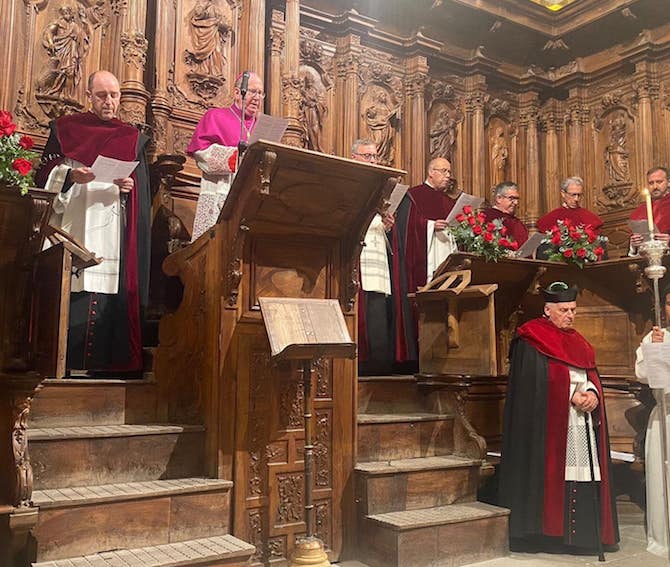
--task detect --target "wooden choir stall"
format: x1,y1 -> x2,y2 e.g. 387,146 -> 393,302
154,141 -> 403,563
415,252 -> 662,496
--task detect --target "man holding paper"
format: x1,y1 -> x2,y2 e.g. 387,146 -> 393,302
634,284 -> 670,557
37,70 -> 151,373
629,167 -> 670,254
187,71 -> 264,241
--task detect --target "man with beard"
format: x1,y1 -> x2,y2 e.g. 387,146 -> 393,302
629,166 -> 670,254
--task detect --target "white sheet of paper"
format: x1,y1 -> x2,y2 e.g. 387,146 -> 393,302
629,219 -> 660,239
446,193 -> 484,225
516,232 -> 545,258
90,155 -> 139,184
385,183 -> 409,216
248,114 -> 289,145
641,342 -> 670,389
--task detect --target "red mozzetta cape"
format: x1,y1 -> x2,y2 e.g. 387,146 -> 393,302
629,193 -> 670,234
516,318 -> 617,544
482,207 -> 529,246
536,206 -> 604,234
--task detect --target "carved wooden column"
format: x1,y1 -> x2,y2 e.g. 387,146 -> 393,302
335,35 -> 361,157
465,75 -> 487,198
519,91 -> 540,229
633,63 -> 659,180
540,102 -> 560,211
566,89 -> 587,180
403,56 -> 428,186
268,11 -> 285,118
239,0 -> 266,80
280,0 -> 303,147
118,0 -> 150,126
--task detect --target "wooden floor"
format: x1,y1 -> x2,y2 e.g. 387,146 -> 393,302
338,500 -> 666,567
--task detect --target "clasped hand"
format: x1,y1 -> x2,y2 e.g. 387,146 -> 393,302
571,390 -> 598,413
70,167 -> 133,192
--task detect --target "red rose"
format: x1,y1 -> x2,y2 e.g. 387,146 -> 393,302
467,216 -> 476,226
498,238 -> 510,248
455,213 -> 466,223
594,246 -> 604,257
0,110 -> 16,136
563,249 -> 573,258
12,158 -> 32,176
551,233 -> 561,245
563,218 -> 572,227
510,241 -> 519,251
477,212 -> 486,222
463,205 -> 473,215
472,224 -> 483,235
18,135 -> 34,150
576,248 -> 587,258
500,226 -> 508,236
486,222 -> 496,232
483,231 -> 494,242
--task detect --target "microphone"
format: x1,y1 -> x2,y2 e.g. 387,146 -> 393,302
239,71 -> 250,99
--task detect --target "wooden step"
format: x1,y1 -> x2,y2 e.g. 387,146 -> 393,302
29,424 -> 205,489
32,534 -> 255,567
359,502 -> 509,567
358,375 -> 427,414
30,378 -> 158,427
355,455 -> 482,515
31,478 -> 233,561
357,413 -> 454,462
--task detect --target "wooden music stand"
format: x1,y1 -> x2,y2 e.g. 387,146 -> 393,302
259,297 -> 355,567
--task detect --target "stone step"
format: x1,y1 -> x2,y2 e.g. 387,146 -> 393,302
355,455 -> 482,515
29,424 -> 205,490
30,378 -> 158,427
32,478 -> 234,561
32,534 -> 255,567
357,412 -> 454,462
359,502 -> 509,567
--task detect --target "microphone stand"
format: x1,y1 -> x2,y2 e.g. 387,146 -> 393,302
237,90 -> 248,171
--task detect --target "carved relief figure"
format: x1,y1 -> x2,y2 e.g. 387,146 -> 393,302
36,6 -> 90,98
604,113 -> 630,183
184,0 -> 231,78
429,108 -> 457,159
490,126 -> 509,186
363,86 -> 399,165
299,72 -> 327,152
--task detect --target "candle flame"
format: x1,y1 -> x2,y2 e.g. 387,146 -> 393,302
641,187 -> 650,197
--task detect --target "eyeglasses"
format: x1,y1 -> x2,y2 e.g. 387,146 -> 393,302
431,168 -> 451,175
501,194 -> 520,202
354,152 -> 378,162
238,89 -> 265,99
564,192 -> 582,198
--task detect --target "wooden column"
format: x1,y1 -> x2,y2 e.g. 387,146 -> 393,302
567,89 -> 587,179
519,91 -> 540,228
403,56 -> 428,186
541,103 -> 560,212
633,62 -> 659,180
239,0 -> 266,81
281,0 -> 303,147
465,75 -> 487,198
335,34 -> 361,157
268,11 -> 285,119
119,0 -> 150,126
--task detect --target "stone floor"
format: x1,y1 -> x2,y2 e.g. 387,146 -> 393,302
337,499 -> 669,567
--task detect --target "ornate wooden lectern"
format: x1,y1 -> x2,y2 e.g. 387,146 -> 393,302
154,141 -> 403,563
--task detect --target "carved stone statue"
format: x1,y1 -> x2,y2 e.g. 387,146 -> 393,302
604,113 -> 630,183
36,5 -> 90,99
300,72 -> 327,152
363,86 -> 399,165
184,0 -> 231,78
429,108 -> 457,159
490,126 -> 509,186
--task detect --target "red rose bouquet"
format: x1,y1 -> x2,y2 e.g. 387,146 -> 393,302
0,111 -> 39,195
540,219 -> 607,268
450,205 -> 519,262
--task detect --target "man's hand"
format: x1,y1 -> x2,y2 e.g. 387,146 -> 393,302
71,167 -> 95,184
114,177 -> 134,193
654,233 -> 670,244
630,233 -> 644,249
434,219 -> 448,231
571,391 -> 598,413
381,213 -> 395,231
651,325 -> 666,343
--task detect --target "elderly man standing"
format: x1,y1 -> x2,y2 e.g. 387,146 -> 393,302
482,181 -> 528,246
37,70 -> 151,374
187,71 -> 264,240
537,177 -> 604,234
498,282 -> 619,555
629,166 -> 670,254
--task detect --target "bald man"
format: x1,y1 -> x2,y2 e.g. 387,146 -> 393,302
37,70 -> 151,374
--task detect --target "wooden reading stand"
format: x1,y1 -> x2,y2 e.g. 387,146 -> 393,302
154,140 -> 403,562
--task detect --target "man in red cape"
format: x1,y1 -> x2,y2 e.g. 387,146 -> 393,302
498,282 -> 619,554
37,71 -> 151,374
630,166 -> 670,254
482,181 -> 529,247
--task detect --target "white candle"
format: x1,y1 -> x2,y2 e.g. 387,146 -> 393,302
641,188 -> 654,235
